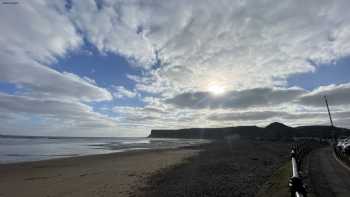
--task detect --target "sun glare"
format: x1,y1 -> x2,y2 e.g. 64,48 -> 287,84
208,84 -> 225,95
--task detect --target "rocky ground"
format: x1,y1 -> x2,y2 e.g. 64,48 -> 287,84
133,140 -> 291,197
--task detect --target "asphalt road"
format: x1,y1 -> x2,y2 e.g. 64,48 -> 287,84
307,147 -> 350,197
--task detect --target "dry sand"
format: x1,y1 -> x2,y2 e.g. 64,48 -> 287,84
0,148 -> 199,197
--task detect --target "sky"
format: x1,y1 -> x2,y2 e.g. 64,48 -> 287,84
1,0 -> 350,137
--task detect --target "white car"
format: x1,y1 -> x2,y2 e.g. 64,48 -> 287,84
342,143 -> 350,154
336,137 -> 350,154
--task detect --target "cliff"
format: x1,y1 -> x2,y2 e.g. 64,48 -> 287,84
148,122 -> 350,140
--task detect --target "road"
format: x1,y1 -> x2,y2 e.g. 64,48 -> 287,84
307,147 -> 350,197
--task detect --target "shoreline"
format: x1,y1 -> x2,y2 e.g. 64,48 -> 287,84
0,146 -> 201,197
0,142 -> 207,166
0,147 -> 163,166
0,136 -> 209,165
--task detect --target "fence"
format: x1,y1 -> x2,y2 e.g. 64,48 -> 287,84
333,145 -> 350,168
289,149 -> 306,197
290,141 -> 319,171
289,141 -> 323,197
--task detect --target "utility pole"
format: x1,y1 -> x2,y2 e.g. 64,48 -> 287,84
324,96 -> 336,142
324,96 -> 334,127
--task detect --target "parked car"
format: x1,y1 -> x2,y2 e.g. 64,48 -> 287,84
336,137 -> 350,154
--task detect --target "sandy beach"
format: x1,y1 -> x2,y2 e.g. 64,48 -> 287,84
0,140 -> 291,197
0,148 -> 199,197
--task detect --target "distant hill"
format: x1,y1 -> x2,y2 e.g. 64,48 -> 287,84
148,122 -> 350,140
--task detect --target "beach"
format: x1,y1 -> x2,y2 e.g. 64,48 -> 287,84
134,140 -> 291,197
0,139 -> 291,197
0,148 -> 199,197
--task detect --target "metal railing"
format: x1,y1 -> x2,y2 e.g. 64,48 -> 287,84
289,141 -> 322,197
289,149 -> 306,197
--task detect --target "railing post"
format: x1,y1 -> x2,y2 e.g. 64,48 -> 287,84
289,149 -> 307,197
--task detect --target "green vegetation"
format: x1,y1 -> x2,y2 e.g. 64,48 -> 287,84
256,161 -> 291,197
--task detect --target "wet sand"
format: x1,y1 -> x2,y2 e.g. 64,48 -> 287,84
0,148 -> 199,197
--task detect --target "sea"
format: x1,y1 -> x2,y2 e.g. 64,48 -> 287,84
0,135 -> 208,164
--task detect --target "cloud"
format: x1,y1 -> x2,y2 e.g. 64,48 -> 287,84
112,106 -> 164,122
112,86 -> 137,99
0,1 -> 81,64
0,1 -> 112,102
118,82 -> 350,129
68,0 -> 350,95
2,0 -> 350,135
207,111 -> 327,122
68,0 -> 157,67
165,83 -> 350,126
208,111 -> 285,121
0,92 -> 152,137
0,92 -> 123,135
298,83 -> 350,107
0,1 -> 115,135
166,87 -> 306,109
111,105 -> 202,129
0,92 -> 91,117
0,58 -> 112,102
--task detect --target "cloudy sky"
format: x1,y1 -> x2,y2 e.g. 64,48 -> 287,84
1,0 -> 350,137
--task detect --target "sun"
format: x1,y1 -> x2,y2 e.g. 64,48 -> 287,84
208,84 -> 225,95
